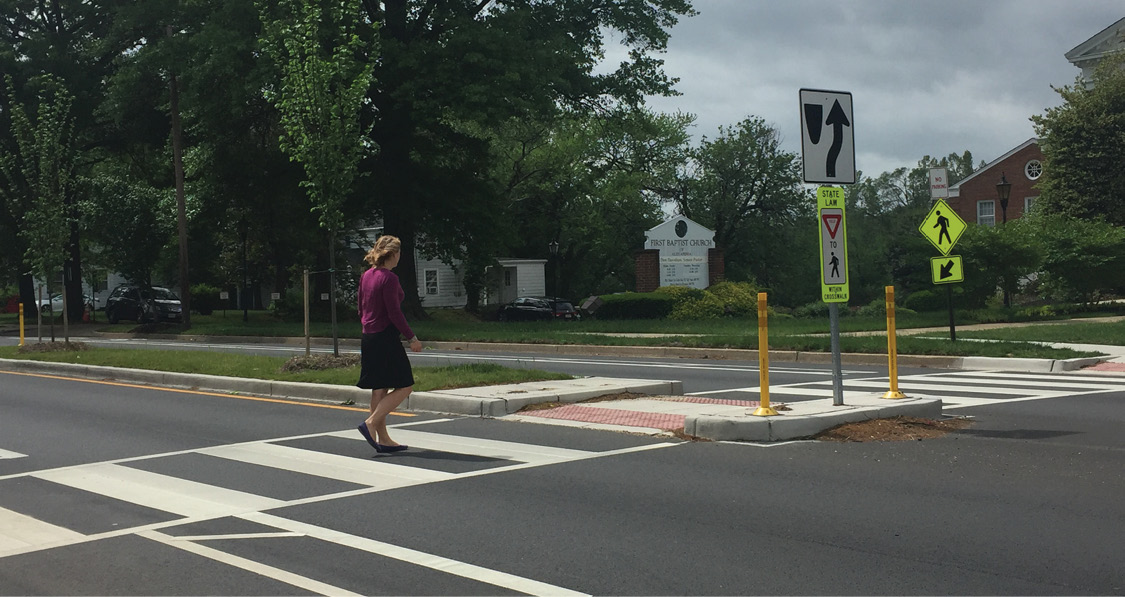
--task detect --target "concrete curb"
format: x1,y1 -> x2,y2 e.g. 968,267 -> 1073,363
0,357 -> 681,418
683,397 -> 944,442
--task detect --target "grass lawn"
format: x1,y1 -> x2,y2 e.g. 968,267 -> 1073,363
0,346 -> 572,392
915,319 -> 1125,346
2,307 -> 1118,359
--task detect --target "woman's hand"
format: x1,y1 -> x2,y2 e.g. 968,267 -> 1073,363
409,338 -> 422,352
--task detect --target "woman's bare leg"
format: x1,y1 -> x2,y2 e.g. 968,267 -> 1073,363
365,385 -> 413,446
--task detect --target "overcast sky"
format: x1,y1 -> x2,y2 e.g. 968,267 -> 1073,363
611,0 -> 1123,178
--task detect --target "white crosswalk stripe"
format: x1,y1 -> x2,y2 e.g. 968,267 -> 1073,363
0,424 -> 667,595
694,370 -> 1125,409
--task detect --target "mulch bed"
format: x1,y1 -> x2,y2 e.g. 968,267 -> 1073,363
814,416 -> 973,442
280,354 -> 360,372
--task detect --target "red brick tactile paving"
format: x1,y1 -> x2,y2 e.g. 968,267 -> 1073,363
654,396 -> 760,407
520,404 -> 687,431
1084,362 -> 1125,372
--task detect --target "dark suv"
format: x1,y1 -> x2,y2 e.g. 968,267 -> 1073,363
105,284 -> 183,324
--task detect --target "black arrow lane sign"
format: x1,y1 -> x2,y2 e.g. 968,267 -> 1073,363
939,260 -> 955,279
825,99 -> 850,178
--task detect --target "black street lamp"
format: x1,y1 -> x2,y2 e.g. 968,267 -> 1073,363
995,174 -> 1013,308
995,172 -> 1012,224
548,240 -> 560,296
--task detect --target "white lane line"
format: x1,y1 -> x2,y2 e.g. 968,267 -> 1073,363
33,463 -> 284,518
893,373 -> 1125,391
138,529 -> 361,597
0,448 -> 27,459
199,442 -> 454,487
323,428 -> 595,464
243,512 -> 590,597
0,505 -> 85,552
168,531 -> 303,541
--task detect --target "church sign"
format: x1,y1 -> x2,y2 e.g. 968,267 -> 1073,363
643,217 -> 715,289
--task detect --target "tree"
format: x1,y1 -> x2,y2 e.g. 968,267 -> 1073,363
1032,53 -> 1125,225
0,0 -> 120,323
481,108 -> 690,302
1,75 -> 78,340
261,0 -> 374,353
655,116 -> 811,303
1029,213 -> 1125,303
958,218 -> 1040,308
359,0 -> 695,316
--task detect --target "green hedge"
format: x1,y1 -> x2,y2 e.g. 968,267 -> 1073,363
595,281 -> 761,320
596,292 -> 676,319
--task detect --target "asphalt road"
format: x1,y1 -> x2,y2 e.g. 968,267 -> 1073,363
1,352 -> 1123,595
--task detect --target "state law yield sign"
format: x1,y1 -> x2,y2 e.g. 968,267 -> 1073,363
919,198 -> 966,256
800,89 -> 855,184
817,186 -> 849,302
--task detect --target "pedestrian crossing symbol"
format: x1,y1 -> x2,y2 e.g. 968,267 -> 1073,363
919,198 -> 966,255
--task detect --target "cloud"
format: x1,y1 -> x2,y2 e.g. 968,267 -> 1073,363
605,0 -> 1122,177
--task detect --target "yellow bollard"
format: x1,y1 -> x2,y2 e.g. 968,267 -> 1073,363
882,286 -> 907,399
18,303 -> 25,347
752,292 -> 780,416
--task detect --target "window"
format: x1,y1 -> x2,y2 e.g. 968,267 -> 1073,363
977,200 -> 995,227
1025,159 -> 1042,180
424,269 -> 438,295
1024,196 -> 1036,213
504,270 -> 512,287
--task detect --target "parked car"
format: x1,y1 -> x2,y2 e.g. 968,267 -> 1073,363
498,296 -> 580,322
37,292 -> 96,314
104,284 -> 183,324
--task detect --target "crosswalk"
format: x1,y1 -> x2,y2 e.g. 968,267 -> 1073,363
693,369 -> 1125,409
0,421 -> 673,595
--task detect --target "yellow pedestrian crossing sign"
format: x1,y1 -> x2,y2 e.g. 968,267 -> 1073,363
919,198 -> 966,255
931,255 -> 964,284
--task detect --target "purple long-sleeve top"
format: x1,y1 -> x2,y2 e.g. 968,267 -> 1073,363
358,267 -> 415,339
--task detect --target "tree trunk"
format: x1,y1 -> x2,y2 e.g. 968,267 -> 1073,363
169,45 -> 191,328
328,231 -> 340,356
65,220 -> 83,324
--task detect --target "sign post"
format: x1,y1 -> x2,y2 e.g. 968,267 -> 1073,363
800,89 -> 855,408
817,186 -> 848,406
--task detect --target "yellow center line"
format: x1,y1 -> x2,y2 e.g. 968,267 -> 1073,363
0,369 -> 415,416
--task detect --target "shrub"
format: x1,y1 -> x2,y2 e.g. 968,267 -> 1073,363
595,292 -> 676,319
268,288 -> 305,322
190,283 -> 221,315
668,292 -> 725,320
793,301 -> 829,318
903,288 -> 964,312
706,280 -> 759,316
853,297 -> 886,318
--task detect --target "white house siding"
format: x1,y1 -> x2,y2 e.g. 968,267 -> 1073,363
496,259 -> 547,304
414,255 -> 468,308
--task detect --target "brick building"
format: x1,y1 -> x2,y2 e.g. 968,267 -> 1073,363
947,138 -> 1043,226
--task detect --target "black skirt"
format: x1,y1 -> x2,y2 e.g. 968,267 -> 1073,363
356,326 -> 415,390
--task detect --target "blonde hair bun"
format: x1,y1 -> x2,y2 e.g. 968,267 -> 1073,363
364,235 -> 401,267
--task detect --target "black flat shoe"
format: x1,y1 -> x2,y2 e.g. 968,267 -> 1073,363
357,423 -> 380,451
376,443 -> 408,453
